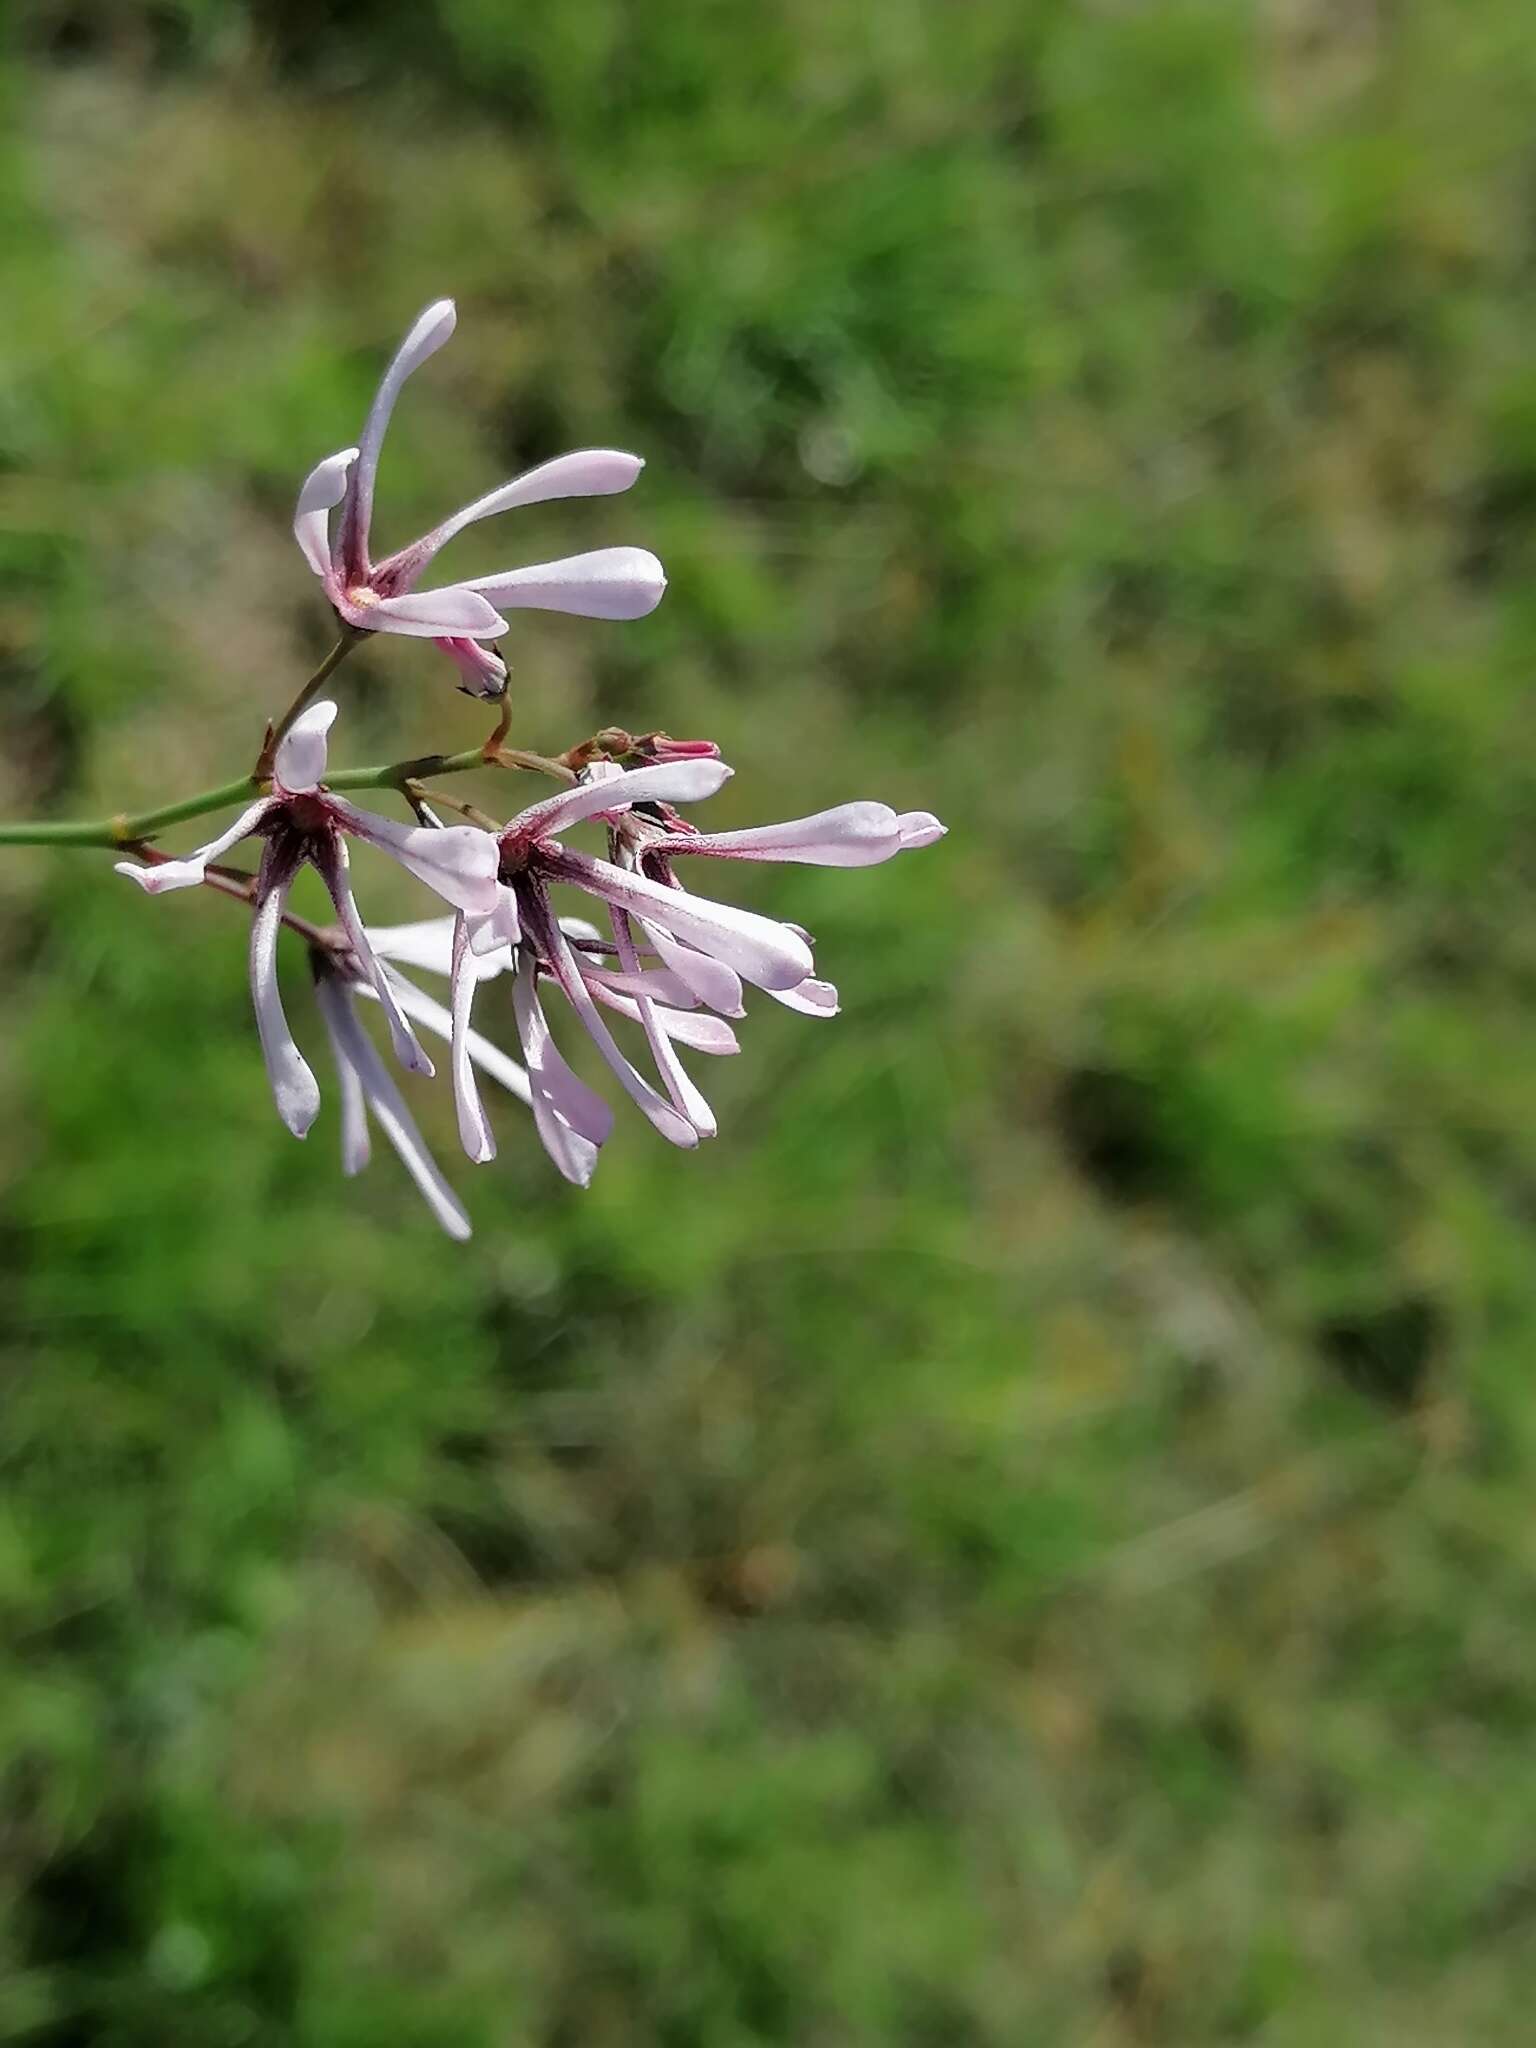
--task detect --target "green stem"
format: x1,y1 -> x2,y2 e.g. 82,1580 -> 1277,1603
0,746 -> 515,849
252,629 -> 361,781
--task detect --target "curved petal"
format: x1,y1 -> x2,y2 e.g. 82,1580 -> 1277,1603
767,976 -> 841,1017
335,298 -> 457,581
368,585 -> 508,638
365,966 -> 533,1107
609,908 -> 716,1136
637,921 -> 745,1016
502,758 -> 732,849
466,546 -> 666,620
113,798 -> 276,893
272,699 -> 338,795
314,975 -> 373,1173
248,841 -> 321,1138
293,447 -> 358,577
329,800 -> 500,916
314,836 -> 433,1077
588,982 -> 740,1055
897,810 -> 947,849
450,914 -> 496,1164
432,635 -> 508,699
512,951 -> 610,1185
547,847 -> 812,991
667,801 -> 905,868
375,450 -> 647,591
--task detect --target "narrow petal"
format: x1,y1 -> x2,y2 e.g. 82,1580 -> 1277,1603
336,298 -> 457,580
368,585 -> 508,638
897,810 -> 947,849
588,981 -> 739,1054
315,836 -> 433,1076
767,977 -> 841,1017
367,966 -> 533,1107
512,950 -> 610,1185
329,799 -> 500,915
374,450 -> 647,590
666,801 -> 905,868
608,909 -> 717,1135
637,921 -> 745,1016
320,966 -> 473,1241
364,916 -> 457,978
272,699 -> 338,795
113,798 -> 276,894
466,546 -> 666,620
248,841 -> 321,1137
580,962 -> 700,1008
522,888 -> 699,1148
450,914 -> 496,1163
293,447 -> 358,577
503,758 -> 732,849
547,847 -> 812,991
314,974 -> 373,1173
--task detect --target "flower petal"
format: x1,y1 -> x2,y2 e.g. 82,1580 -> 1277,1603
466,546 -> 666,620
318,963 -> 472,1240
432,635 -> 508,699
503,758 -> 732,848
368,585 -> 509,638
609,908 -> 717,1136
330,800 -> 500,915
450,914 -> 496,1164
768,976 -> 841,1017
897,810 -> 947,849
314,836 -> 433,1076
293,447 -> 358,577
313,974 -> 373,1173
375,450 -> 648,590
113,798 -> 277,894
369,966 -> 533,1108
667,801 -> 906,868
272,699 -> 338,794
637,921 -> 745,1016
512,951 -> 610,1185
547,847 -> 813,991
248,842 -> 321,1138
336,298 -> 457,581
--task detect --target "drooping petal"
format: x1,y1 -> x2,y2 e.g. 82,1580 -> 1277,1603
113,799 -> 277,895
665,801 -> 906,868
587,981 -> 740,1055
511,949 -> 610,1185
374,450 -> 648,591
272,699 -> 338,795
608,907 -> 717,1136
466,546 -> 666,620
367,585 -> 508,638
546,847 -> 813,991
335,298 -> 457,581
470,886 -> 522,957
450,914 -> 496,1164
521,888 -> 699,1148
248,840 -> 321,1138
313,973 -> 373,1173
897,810 -> 947,849
313,835 -> 433,1077
317,963 -> 473,1241
366,965 -> 533,1108
636,920 -> 745,1016
328,799 -> 500,915
432,635 -> 508,699
767,976 -> 841,1017
293,447 -> 358,577
502,758 -> 732,850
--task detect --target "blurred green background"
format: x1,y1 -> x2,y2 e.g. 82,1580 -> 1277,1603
6,1 -> 1536,2041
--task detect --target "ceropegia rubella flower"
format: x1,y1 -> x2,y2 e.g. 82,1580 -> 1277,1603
114,702 -> 499,1137
443,761 -> 945,1175
293,298 -> 667,696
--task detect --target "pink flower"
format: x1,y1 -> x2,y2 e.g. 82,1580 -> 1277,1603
293,299 -> 667,695
114,702 -> 499,1136
443,761 -> 944,1176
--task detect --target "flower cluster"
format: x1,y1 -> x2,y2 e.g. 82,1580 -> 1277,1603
109,300 -> 945,1236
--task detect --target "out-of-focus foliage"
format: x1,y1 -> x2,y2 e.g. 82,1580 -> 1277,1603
5,1 -> 1536,2041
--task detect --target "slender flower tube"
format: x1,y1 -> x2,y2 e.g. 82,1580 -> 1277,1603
114,702 -> 499,1134
293,299 -> 667,695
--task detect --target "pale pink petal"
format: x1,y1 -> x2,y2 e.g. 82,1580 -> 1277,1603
897,811 -> 947,849
548,847 -> 812,991
272,699 -> 338,794
450,914 -> 496,1164
113,798 -> 276,893
580,962 -> 700,1008
522,890 -> 698,1148
319,966 -> 472,1240
432,635 -> 507,699
365,917 -> 458,978
609,909 -> 716,1136
368,967 -> 533,1108
367,585 -> 508,638
249,842 -> 320,1138
637,921 -> 745,1016
503,758 -> 732,848
330,799 -> 500,914
466,546 -> 666,620
376,450 -> 648,590
336,298 -> 457,580
512,952 -> 610,1185
767,977 -> 841,1017
315,837 -> 433,1077
471,887 -> 522,957
667,802 -> 904,868
314,975 -> 373,1174
293,447 -> 358,577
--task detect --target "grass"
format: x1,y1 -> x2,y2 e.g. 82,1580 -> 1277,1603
5,1 -> 1536,2041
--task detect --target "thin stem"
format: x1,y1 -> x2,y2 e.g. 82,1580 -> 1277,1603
253,629 -> 362,781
